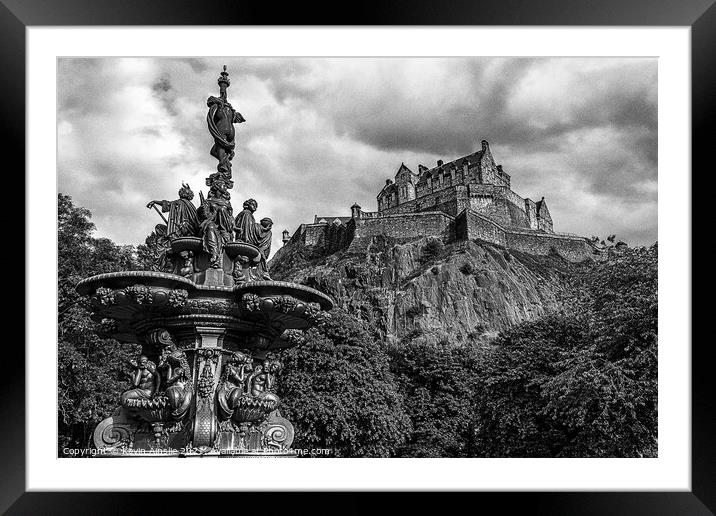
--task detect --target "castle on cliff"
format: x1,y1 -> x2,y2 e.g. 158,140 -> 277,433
282,140 -> 600,262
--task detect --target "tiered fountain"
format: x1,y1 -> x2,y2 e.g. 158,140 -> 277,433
76,66 -> 333,456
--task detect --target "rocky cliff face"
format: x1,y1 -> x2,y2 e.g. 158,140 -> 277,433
269,235 -> 576,345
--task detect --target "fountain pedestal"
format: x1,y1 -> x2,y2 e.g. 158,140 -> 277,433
78,267 -> 332,457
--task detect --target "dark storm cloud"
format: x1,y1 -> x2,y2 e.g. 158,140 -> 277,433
57,57 -> 657,249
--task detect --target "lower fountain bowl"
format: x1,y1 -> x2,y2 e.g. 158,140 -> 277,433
234,396 -> 279,424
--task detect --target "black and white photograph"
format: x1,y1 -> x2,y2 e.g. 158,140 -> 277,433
57,56 -> 658,459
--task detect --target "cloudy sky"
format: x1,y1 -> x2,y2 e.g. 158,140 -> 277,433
58,57 -> 657,254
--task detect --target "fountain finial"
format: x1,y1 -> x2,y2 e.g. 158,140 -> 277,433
206,65 -> 245,178
218,64 -> 230,97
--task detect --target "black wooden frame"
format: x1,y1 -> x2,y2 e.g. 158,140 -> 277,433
4,0 -> 709,513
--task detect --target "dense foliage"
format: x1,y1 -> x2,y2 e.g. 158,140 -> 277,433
57,195 -> 657,457
387,341 -> 483,457
474,245 -> 658,457
58,194 -> 141,455
277,312 -> 412,457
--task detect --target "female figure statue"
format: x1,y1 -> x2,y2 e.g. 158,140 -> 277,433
198,176 -> 234,268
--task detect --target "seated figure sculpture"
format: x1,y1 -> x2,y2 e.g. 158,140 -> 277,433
146,184 -> 200,275
216,353 -> 282,427
217,351 -> 254,422
120,330 -> 193,424
234,199 -> 272,279
146,183 -> 200,239
121,356 -> 160,405
248,359 -> 281,404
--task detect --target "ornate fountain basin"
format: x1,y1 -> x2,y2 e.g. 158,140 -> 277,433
123,396 -> 174,423
234,395 -> 279,424
235,281 -> 335,338
170,236 -> 203,254
76,271 -> 196,296
75,272 -> 335,346
224,241 -> 261,261
235,281 -> 333,310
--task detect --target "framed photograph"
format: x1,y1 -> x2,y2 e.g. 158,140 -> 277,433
6,0 -> 710,512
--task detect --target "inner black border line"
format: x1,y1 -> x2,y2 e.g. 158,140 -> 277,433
4,0 -> 710,513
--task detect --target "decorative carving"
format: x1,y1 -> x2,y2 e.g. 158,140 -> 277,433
177,251 -> 194,277
143,224 -> 174,272
167,289 -> 189,307
261,411 -> 295,451
193,348 -> 221,447
94,287 -> 116,307
120,330 -> 193,425
155,330 -> 193,420
184,298 -> 237,316
89,285 -> 189,311
239,293 -> 327,325
93,412 -> 134,450
216,354 -> 282,446
125,284 -> 151,304
121,355 -> 160,405
241,293 -> 261,311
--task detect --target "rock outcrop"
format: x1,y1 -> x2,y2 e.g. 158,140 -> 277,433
269,235 -> 576,345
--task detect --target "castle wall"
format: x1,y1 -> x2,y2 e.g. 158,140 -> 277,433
303,224 -> 326,247
380,185 -> 468,218
505,230 -> 593,262
467,184 -> 529,229
353,211 -> 454,242
414,166 -> 470,199
456,209 -> 507,246
524,199 -> 538,230
456,209 -> 594,262
301,222 -> 352,253
537,205 -> 554,232
296,208 -> 592,263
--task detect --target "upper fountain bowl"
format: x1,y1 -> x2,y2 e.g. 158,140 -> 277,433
224,241 -> 261,261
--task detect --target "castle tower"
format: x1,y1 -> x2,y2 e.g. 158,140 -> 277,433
479,140 -> 497,184
394,163 -> 417,204
536,197 -> 554,232
351,202 -> 362,219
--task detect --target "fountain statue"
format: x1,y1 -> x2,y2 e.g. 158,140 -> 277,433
75,66 -> 333,457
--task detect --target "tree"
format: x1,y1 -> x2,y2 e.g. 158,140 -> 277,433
388,340 -> 483,457
58,194 -> 141,455
473,245 -> 658,457
277,310 -> 412,457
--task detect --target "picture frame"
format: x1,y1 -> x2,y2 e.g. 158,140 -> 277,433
5,0 -> 709,512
